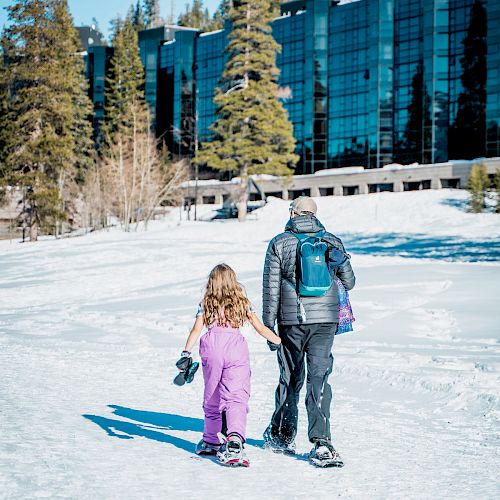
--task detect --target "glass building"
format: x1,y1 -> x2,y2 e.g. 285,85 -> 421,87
486,0 -> 500,158
84,46 -> 113,133
78,27 -> 112,135
139,25 -> 199,151
86,0 -> 500,174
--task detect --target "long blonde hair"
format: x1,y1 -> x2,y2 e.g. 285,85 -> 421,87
202,264 -> 252,328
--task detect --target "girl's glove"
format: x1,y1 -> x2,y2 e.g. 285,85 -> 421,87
176,351 -> 191,372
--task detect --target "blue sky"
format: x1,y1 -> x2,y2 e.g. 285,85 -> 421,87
0,0 -> 220,40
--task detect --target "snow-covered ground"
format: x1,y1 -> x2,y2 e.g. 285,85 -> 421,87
1,190 -> 499,499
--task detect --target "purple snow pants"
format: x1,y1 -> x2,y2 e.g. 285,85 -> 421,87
199,326 -> 251,444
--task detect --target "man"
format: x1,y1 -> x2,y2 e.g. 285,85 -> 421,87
262,196 -> 355,467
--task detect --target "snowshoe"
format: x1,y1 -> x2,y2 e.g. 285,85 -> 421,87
308,440 -> 344,468
173,359 -> 199,386
262,424 -> 296,455
195,439 -> 220,456
216,434 -> 250,467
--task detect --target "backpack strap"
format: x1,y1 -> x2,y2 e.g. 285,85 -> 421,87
317,234 -> 349,271
289,233 -> 304,322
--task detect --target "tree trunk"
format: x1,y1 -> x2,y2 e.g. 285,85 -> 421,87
118,140 -> 129,231
30,218 -> 38,242
130,108 -> 139,229
237,165 -> 249,222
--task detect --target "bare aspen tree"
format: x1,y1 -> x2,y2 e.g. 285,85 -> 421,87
96,105 -> 186,231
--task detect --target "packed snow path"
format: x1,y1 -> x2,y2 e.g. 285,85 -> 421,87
1,191 -> 499,499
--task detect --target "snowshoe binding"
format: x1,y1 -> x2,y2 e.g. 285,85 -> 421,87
262,424 -> 296,455
216,434 -> 250,467
308,440 -> 344,468
195,439 -> 220,456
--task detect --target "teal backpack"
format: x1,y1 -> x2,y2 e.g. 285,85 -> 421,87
293,231 -> 347,297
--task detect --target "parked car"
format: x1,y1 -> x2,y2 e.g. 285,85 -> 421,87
213,178 -> 267,219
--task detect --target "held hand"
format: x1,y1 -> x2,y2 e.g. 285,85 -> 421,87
265,327 -> 281,351
267,340 -> 281,352
176,351 -> 191,372
173,351 -> 199,387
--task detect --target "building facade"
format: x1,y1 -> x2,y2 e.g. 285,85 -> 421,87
85,0 -> 500,175
78,27 -> 112,134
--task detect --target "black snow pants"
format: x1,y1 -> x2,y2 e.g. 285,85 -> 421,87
270,322 -> 336,443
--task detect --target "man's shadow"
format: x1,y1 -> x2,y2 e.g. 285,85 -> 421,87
83,405 -> 265,454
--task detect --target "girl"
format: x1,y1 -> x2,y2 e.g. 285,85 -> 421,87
176,263 -> 281,467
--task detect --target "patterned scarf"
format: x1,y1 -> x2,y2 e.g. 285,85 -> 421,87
335,277 -> 355,334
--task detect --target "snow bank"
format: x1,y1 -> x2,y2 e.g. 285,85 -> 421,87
261,189 -> 500,241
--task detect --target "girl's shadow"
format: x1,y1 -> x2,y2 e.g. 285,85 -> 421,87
83,405 -> 265,454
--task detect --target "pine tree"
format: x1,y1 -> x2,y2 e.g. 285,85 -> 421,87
178,0 -> 207,28
104,18 -> 146,144
450,0 -> 487,160
1,0 -> 94,241
211,0 -> 231,30
53,1 -> 94,183
467,163 -> 490,213
0,47 -> 10,204
177,0 -> 235,32
132,1 -> 146,31
178,0 -> 225,31
195,0 -> 298,221
144,0 -> 162,28
208,10 -> 224,31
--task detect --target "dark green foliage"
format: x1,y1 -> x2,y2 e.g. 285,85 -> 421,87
0,0 -> 94,240
195,0 -> 298,220
207,0 -> 233,30
103,17 -> 146,143
0,55 -> 9,203
144,0 -> 162,28
214,0 -> 231,26
467,163 -> 490,213
449,0 -> 487,160
177,0 -> 225,31
18,171 -> 66,237
178,0 -> 206,28
53,1 -> 94,181
131,1 -> 146,32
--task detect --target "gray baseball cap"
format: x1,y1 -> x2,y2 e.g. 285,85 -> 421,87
289,196 -> 317,215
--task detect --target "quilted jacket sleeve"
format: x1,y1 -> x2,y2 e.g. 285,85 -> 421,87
336,240 -> 356,291
262,239 -> 282,329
